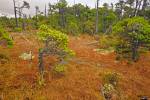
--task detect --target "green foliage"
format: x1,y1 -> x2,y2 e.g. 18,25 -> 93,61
65,14 -> 80,35
37,25 -> 75,56
56,0 -> 67,8
67,21 -> 79,35
83,20 -> 95,34
113,17 -> 150,42
99,8 -> 117,33
113,17 -> 150,60
0,26 -> 13,48
54,64 -> 66,73
14,27 -> 22,32
99,35 -> 120,49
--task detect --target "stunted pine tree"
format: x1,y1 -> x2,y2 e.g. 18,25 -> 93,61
113,17 -> 150,61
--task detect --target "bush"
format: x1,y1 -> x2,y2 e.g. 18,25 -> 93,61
102,72 -> 120,87
67,22 -> 79,36
53,64 -> 66,73
37,25 -> 75,57
83,20 -> 95,34
0,26 -> 13,48
99,35 -> 120,49
102,83 -> 115,100
14,27 -> 22,32
102,72 -> 121,100
37,25 -> 74,79
113,17 -> 150,61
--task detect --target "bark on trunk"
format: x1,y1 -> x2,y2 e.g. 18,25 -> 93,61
95,0 -> 99,34
13,0 -> 18,27
132,39 -> 139,61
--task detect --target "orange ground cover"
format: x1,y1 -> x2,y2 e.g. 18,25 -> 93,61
0,33 -> 149,100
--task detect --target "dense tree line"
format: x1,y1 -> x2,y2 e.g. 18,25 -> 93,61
0,0 -> 149,33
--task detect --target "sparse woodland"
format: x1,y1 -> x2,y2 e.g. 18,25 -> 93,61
0,0 -> 150,100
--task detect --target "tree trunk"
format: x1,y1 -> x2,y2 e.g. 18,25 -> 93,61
132,39 -> 139,61
142,0 -> 147,10
13,0 -> 18,27
95,0 -> 99,34
22,14 -> 26,30
59,8 -> 65,28
120,1 -> 123,19
39,50 -> 44,74
45,4 -> 47,17
141,0 -> 148,16
133,0 -> 142,16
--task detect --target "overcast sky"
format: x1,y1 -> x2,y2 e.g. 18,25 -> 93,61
0,0 -> 118,17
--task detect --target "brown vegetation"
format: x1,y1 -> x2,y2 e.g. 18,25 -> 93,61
0,33 -> 150,100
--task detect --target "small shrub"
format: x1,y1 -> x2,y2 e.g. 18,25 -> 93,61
83,20 -> 95,34
102,72 -> 120,87
99,35 -> 120,49
102,83 -> 115,100
0,53 -> 9,60
14,27 -> 22,32
67,22 -> 79,36
0,26 -> 13,48
53,64 -> 66,74
37,25 -> 75,57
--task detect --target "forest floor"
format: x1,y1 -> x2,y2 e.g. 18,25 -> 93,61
0,32 -> 150,100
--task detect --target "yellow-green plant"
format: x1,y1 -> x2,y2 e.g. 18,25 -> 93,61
113,17 -> 150,61
54,64 -> 66,74
0,26 -> 13,48
37,25 -> 74,78
99,35 -> 120,49
37,24 -> 75,57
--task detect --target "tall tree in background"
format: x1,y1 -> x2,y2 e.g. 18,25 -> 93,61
115,0 -> 125,20
13,0 -> 18,27
102,3 -> 109,33
141,0 -> 150,16
35,6 -> 40,28
45,4 -> 47,17
21,1 -> 30,30
48,3 -> 52,16
124,0 -> 134,18
95,0 -> 99,34
56,0 -> 67,28
13,0 -> 30,28
133,0 -> 142,16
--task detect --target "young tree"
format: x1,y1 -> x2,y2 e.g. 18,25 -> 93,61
113,17 -> 150,61
37,25 -> 74,75
0,25 -> 13,48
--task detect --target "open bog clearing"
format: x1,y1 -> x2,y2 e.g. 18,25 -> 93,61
0,33 -> 150,100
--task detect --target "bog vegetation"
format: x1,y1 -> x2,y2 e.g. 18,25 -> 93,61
0,0 -> 150,99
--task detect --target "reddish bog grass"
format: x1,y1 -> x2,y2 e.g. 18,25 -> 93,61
0,33 -> 150,100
